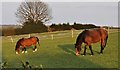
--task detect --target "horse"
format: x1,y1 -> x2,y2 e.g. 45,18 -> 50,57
15,36 -> 40,54
74,28 -> 108,56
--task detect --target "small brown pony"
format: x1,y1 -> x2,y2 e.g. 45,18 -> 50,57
75,28 -> 108,56
15,36 -> 40,54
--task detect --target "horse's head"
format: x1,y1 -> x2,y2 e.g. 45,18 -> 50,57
74,30 -> 86,56
74,43 -> 82,56
15,38 -> 24,54
15,44 -> 20,54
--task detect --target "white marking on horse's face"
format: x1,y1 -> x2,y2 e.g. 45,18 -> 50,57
76,53 -> 79,56
16,52 -> 18,54
25,51 -> 27,53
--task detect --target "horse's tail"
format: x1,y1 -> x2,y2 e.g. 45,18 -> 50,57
104,31 -> 108,48
36,37 -> 40,46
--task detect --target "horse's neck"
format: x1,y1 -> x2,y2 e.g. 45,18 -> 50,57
15,43 -> 20,50
78,41 -> 82,46
76,37 -> 83,46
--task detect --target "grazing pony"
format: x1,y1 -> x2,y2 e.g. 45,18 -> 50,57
15,36 -> 40,54
75,28 -> 108,56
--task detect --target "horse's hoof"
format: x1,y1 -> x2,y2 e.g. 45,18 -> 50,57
100,52 -> 103,55
90,55 -> 93,56
22,51 -> 24,53
33,51 -> 35,52
82,55 -> 85,56
25,51 -> 27,53
35,49 -> 37,51
33,49 -> 37,52
16,52 -> 19,54
100,54 -> 103,55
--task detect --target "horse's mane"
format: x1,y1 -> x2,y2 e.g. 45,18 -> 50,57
75,29 -> 88,46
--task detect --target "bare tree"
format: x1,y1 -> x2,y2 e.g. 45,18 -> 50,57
16,0 -> 52,24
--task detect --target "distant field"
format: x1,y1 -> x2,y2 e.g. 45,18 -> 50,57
1,29 -> 119,68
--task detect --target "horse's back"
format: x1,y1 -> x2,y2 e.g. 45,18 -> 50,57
84,29 -> 101,44
18,37 -> 37,47
89,28 -> 108,37
29,36 -> 37,43
83,28 -> 108,44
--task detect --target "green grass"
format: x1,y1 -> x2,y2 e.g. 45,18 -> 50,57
1,29 -> 119,68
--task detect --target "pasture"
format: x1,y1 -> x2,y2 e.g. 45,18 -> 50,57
1,29 -> 119,68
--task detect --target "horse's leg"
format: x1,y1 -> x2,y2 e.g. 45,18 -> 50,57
21,47 -> 27,53
83,45 -> 87,55
100,39 -> 104,54
24,47 -> 27,53
34,46 -> 37,52
100,46 -> 104,54
89,45 -> 94,55
104,39 -> 107,48
21,47 -> 25,53
104,35 -> 108,48
33,44 -> 37,52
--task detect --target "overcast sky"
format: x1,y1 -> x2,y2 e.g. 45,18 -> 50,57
1,2 -> 118,27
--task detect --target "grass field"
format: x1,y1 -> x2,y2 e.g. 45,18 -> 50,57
1,29 -> 119,68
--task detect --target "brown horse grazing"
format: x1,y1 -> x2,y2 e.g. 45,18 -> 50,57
75,28 -> 108,56
15,36 -> 40,54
